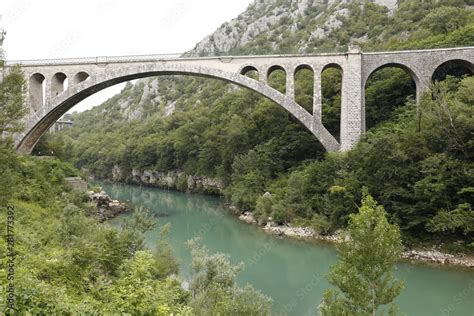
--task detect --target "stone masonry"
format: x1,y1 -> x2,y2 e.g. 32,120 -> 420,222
3,46 -> 473,154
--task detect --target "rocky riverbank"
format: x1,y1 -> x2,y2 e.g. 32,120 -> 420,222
239,211 -> 339,242
238,211 -> 474,268
402,249 -> 474,267
88,190 -> 131,222
109,165 -> 225,195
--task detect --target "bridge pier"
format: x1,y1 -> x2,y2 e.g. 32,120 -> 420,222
416,74 -> 432,103
312,74 -> 322,124
286,70 -> 295,100
340,47 -> 364,151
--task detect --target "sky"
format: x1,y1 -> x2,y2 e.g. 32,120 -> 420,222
0,0 -> 253,112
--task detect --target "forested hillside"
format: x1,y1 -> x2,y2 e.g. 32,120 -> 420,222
39,0 -> 474,251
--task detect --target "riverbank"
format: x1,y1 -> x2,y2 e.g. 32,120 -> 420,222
238,211 -> 474,268
90,178 -> 474,268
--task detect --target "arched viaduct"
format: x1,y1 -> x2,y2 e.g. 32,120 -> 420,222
2,46 -> 473,154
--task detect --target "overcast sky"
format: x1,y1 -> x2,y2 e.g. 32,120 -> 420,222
1,0 -> 253,112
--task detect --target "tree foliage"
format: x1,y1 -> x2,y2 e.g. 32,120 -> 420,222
186,238 -> 272,315
0,157 -> 192,314
0,65 -> 26,138
319,193 -> 404,315
263,77 -> 473,250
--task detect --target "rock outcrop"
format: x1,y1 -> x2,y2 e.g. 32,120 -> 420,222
111,165 -> 225,194
88,190 -> 130,222
188,0 -> 398,55
402,249 -> 474,267
239,211 -> 257,224
263,221 -> 316,238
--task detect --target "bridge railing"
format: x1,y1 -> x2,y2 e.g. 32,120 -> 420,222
4,46 -> 473,66
4,53 -> 185,66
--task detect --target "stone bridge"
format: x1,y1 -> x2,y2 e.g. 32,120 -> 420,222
3,46 -> 473,153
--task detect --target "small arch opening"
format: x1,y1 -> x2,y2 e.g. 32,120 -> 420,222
294,64 -> 314,114
321,64 -> 343,141
73,71 -> 90,85
432,59 -> 473,82
267,65 -> 286,94
365,64 -> 416,129
51,72 -> 67,98
240,66 -> 259,80
29,73 -> 46,111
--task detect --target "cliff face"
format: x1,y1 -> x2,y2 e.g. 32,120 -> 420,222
189,0 -> 398,55
111,165 -> 225,195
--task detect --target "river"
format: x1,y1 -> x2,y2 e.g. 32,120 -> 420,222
101,182 -> 474,316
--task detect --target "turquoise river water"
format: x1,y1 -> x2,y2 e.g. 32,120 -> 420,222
101,182 -> 474,316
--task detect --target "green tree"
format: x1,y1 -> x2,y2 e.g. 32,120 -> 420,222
186,238 -> 272,315
0,65 -> 26,137
421,6 -> 468,34
319,193 -> 404,316
0,34 -> 25,207
104,251 -> 191,315
0,145 -> 19,207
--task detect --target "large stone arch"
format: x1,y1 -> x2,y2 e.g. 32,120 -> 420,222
363,62 -> 418,130
431,59 -> 473,81
363,62 -> 420,93
16,64 -> 340,154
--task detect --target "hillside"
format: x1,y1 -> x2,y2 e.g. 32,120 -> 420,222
39,0 -> 474,251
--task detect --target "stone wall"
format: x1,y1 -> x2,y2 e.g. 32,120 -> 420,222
65,177 -> 88,192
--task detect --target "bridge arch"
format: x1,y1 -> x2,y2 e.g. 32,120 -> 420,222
294,64 -> 314,73
29,73 -> 46,112
51,72 -> 68,98
364,62 -> 419,88
322,63 -> 343,73
17,64 -> 340,154
320,63 -> 344,140
431,59 -> 473,81
267,64 -> 287,76
293,64 -> 315,114
239,65 -> 258,75
72,71 -> 90,85
267,65 -> 287,94
363,63 -> 417,129
239,65 -> 259,81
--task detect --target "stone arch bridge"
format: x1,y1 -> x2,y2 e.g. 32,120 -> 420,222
2,46 -> 473,154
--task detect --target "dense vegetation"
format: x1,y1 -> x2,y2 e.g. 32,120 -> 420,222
0,49 -> 270,315
38,0 -> 473,252
254,77 -> 474,251
0,150 -> 271,314
0,152 -> 187,314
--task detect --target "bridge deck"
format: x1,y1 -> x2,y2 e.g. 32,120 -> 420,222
5,46 -> 473,67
